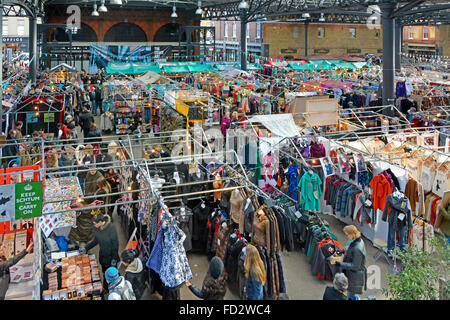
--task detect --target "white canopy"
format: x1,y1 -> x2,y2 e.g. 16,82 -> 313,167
247,114 -> 299,138
136,71 -> 161,85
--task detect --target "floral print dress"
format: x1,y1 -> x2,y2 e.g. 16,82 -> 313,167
159,222 -> 193,288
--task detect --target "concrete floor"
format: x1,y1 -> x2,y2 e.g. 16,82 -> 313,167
86,117 -> 392,300
107,208 -> 391,300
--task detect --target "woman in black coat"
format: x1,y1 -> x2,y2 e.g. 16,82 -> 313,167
335,225 -> 367,300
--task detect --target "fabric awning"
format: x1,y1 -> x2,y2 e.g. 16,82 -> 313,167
105,63 -> 161,75
136,71 -> 161,84
50,63 -> 77,73
247,114 -> 299,137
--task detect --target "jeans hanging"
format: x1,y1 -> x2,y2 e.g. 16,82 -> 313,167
387,224 -> 407,252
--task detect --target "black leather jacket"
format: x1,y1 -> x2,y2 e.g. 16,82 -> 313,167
338,237 -> 367,294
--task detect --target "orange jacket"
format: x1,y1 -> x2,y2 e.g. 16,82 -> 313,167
369,174 -> 392,212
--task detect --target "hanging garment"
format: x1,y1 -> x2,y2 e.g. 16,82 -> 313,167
369,174 -> 392,212
298,171 -> 322,211
159,223 -> 193,288
310,142 -> 326,158
405,179 -> 419,213
147,227 -> 164,274
353,191 -> 375,226
252,212 -> 272,255
382,194 -> 413,232
286,164 -> 299,201
229,190 -> 245,233
410,220 -> 434,253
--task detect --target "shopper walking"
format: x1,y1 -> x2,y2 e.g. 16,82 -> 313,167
14,121 -> 23,140
79,107 -> 94,142
84,213 -> 120,292
95,84 -> 103,116
84,165 -> 104,197
104,267 -> 136,300
185,256 -> 227,300
220,111 -> 231,138
120,250 -> 146,300
323,273 -> 348,300
243,244 -> 266,300
88,85 -> 96,114
334,225 -> 367,300
3,129 -> 19,168
0,242 -> 34,300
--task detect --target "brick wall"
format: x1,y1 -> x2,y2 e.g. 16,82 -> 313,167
263,22 -> 382,58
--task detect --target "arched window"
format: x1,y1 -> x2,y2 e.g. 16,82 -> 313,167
104,22 -> 147,42
49,23 -> 98,42
153,23 -> 185,42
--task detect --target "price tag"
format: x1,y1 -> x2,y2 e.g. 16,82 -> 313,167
398,213 -> 405,221
364,200 -> 372,206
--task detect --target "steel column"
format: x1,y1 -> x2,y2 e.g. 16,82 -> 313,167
240,15 -> 247,71
395,20 -> 402,72
29,16 -> 37,83
381,1 -> 396,113
305,20 -> 309,57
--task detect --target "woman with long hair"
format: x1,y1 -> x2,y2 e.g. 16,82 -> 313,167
94,177 -> 112,217
243,244 -> 266,300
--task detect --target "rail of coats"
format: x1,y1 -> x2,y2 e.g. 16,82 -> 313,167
255,134 -> 446,254
109,156 -> 358,299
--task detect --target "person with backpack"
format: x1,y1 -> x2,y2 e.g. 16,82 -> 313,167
104,267 -> 136,300
120,250 -> 146,300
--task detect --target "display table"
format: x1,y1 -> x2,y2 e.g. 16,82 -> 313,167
42,253 -> 102,300
42,176 -> 82,238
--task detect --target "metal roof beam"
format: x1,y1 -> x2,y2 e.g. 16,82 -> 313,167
391,4 -> 450,19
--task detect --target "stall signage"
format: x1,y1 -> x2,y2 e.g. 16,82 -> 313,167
27,113 -> 38,123
347,48 -> 362,54
44,113 -> 55,123
281,48 -> 298,54
15,182 -> 43,219
314,48 -> 330,54
2,37 -> 28,43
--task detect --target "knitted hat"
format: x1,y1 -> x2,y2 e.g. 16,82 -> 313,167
209,256 -> 224,279
105,267 -> 120,284
333,273 -> 348,292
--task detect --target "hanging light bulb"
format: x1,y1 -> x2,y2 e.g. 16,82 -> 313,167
98,0 -> 107,12
92,3 -> 99,16
171,4 -> 178,18
238,0 -> 249,10
196,0 -> 203,15
110,0 -> 122,5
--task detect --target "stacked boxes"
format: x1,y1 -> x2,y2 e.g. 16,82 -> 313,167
60,254 -> 92,288
43,253 -> 102,300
